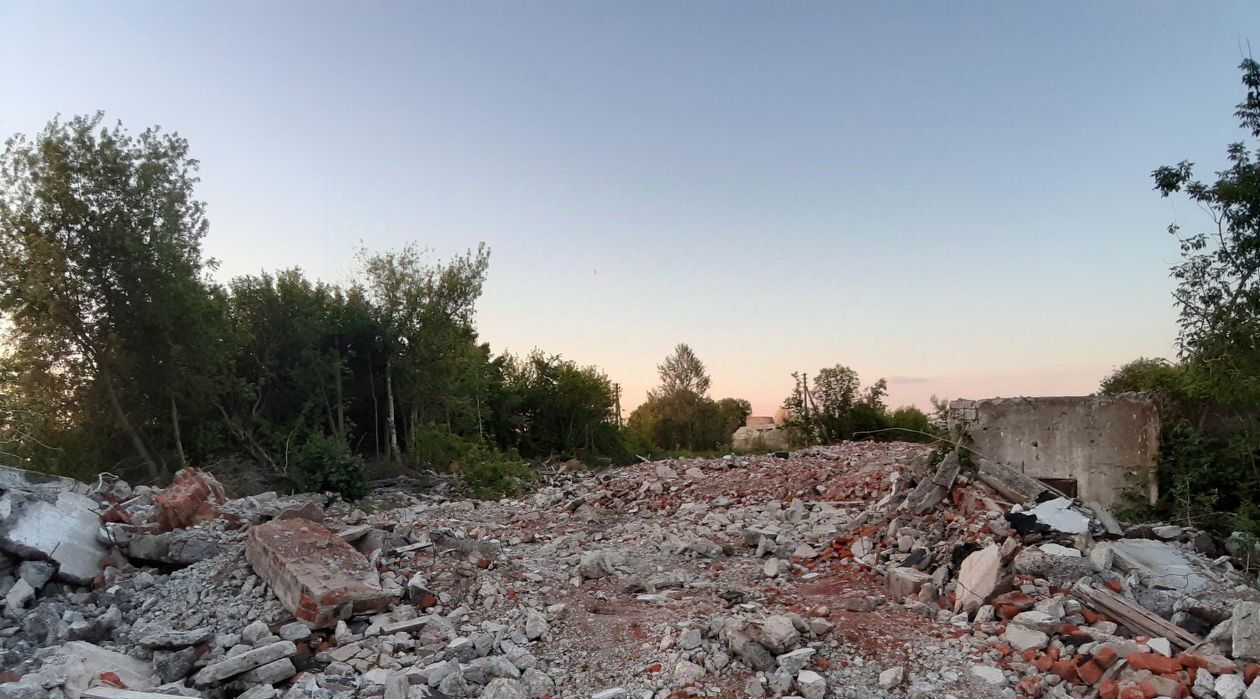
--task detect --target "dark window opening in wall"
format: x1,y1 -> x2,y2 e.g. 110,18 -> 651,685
1038,478 -> 1078,497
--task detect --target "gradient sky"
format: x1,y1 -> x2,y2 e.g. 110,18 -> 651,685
2,2 -> 1256,415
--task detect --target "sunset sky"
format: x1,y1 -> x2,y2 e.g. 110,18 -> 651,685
3,1 -> 1256,415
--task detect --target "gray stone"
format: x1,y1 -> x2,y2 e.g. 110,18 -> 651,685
0,682 -> 46,699
797,670 -> 827,699
677,628 -> 702,650
17,560 -> 55,589
240,657 -> 297,684
241,620 -> 270,645
3,578 -> 34,616
134,626 -> 214,648
524,610 -> 548,641
154,646 -> 197,683
193,640 -> 297,685
878,666 -> 904,690
521,668 -> 554,698
481,678 -> 528,699
673,660 -> 706,685
755,615 -> 800,654
466,656 -> 520,683
278,621 -> 311,642
776,648 -> 815,675
1233,602 -> 1260,661
1002,624 -> 1049,652
970,666 -> 1007,685
1217,674 -> 1247,699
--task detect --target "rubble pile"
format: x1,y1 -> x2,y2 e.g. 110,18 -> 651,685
0,442 -> 1257,698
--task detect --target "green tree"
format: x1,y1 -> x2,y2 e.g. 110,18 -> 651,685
716,397 -> 752,437
1153,58 -> 1260,406
358,244 -> 490,464
0,113 -> 223,482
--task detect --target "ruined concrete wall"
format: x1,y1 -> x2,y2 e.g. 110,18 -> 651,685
949,395 -> 1159,508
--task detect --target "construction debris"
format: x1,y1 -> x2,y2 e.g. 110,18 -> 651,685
0,443 -> 1258,698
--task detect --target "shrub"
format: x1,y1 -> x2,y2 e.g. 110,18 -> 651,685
290,432 -> 368,500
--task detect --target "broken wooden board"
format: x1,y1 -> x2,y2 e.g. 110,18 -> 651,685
1071,581 -> 1202,650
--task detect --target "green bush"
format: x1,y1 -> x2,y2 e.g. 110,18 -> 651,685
290,432 -> 368,500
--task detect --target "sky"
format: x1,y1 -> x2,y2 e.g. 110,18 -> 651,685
1,1 -> 1256,416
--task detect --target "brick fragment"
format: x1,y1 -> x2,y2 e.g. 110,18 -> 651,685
245,518 -> 397,629
153,468 -> 225,532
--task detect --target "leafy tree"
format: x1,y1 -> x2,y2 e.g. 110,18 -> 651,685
716,397 -> 752,437
654,343 -> 711,397
1152,58 -> 1260,406
0,113 -> 223,482
500,350 -> 622,458
358,244 -> 490,464
1108,60 -> 1260,537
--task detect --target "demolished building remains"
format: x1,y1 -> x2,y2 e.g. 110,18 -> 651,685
0,410 -> 1258,698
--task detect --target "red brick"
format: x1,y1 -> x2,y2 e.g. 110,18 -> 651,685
153,467 -> 225,532
245,518 -> 397,628
1094,646 -> 1119,668
1099,679 -> 1119,699
1246,662 -> 1260,685
1050,659 -> 1078,683
1117,683 -> 1145,699
1178,651 -> 1236,675
1126,653 -> 1182,674
1077,659 -> 1104,685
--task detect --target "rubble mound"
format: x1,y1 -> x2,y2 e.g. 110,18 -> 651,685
0,444 -> 1258,698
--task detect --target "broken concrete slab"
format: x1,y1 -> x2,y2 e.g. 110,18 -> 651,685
974,457 -> 1052,505
125,528 -> 223,566
0,489 -> 110,584
0,464 -> 93,496
244,518 -> 396,628
1105,539 -> 1211,593
1232,601 -> 1260,661
192,640 -> 297,685
1018,497 -> 1093,535
954,544 -> 1008,613
903,452 -> 960,514
26,641 -> 157,698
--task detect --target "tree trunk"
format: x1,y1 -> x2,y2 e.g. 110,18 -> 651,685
369,353 -> 380,459
385,355 -> 401,462
170,395 -> 187,470
101,362 -> 162,483
333,347 -> 345,437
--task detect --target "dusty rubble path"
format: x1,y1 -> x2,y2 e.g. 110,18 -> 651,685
361,442 -> 1011,698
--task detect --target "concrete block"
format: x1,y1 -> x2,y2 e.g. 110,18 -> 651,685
954,544 -> 1009,613
245,518 -> 396,629
886,567 -> 932,600
0,490 -> 109,584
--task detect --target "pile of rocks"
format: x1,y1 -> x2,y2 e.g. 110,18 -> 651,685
1,441 -> 1258,698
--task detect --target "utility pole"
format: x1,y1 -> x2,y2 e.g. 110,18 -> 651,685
613,382 -> 623,428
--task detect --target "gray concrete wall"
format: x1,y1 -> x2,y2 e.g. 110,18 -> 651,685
949,395 -> 1159,508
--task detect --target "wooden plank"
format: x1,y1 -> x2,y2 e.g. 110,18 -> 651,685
1071,582 -> 1202,650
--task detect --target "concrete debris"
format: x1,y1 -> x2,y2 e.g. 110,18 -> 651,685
2,441 -> 1260,699
0,490 -> 112,584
